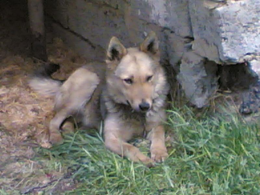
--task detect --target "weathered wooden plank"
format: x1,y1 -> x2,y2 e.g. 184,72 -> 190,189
28,0 -> 47,61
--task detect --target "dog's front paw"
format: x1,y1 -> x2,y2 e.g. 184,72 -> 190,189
131,152 -> 155,167
140,156 -> 155,167
151,147 -> 168,162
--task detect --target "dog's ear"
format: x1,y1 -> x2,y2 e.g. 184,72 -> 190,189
107,37 -> 127,61
140,31 -> 159,55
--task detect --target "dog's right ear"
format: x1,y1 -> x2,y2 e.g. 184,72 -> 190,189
106,37 -> 127,62
139,31 -> 159,56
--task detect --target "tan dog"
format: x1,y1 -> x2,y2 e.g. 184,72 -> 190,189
29,32 -> 170,166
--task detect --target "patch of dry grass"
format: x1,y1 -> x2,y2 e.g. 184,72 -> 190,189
0,38 -> 87,194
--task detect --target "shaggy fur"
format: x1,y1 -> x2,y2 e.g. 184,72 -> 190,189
29,32 -> 170,166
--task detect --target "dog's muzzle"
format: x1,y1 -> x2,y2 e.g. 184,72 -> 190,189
139,102 -> 150,112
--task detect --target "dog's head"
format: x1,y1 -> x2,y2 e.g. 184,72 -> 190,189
105,32 -> 167,113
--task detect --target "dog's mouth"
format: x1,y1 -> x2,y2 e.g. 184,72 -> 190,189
126,100 -> 131,106
139,109 -> 150,113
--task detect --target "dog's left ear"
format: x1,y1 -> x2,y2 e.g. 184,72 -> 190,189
107,37 -> 127,61
140,31 -> 159,55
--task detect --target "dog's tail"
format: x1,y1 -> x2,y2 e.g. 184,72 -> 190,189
28,63 -> 63,96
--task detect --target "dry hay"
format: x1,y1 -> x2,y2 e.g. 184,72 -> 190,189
0,38 -> 86,147
0,38 -> 87,193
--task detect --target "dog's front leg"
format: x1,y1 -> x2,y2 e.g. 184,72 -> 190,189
105,134 -> 154,167
147,125 -> 168,162
104,117 -> 154,167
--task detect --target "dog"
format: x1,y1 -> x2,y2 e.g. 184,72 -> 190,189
29,32 -> 170,166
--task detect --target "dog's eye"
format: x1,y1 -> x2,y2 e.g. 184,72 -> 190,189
146,75 -> 153,82
123,78 -> 133,84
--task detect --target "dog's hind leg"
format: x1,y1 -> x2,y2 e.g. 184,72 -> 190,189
49,109 -> 69,144
49,67 -> 100,144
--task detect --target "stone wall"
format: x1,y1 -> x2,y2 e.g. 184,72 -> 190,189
44,0 -> 260,108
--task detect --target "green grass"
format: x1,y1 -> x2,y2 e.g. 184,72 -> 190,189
37,105 -> 260,195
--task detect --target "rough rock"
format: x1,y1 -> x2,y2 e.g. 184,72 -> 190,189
177,51 -> 218,108
249,59 -> 260,78
189,0 -> 260,63
240,81 -> 260,115
44,0 -> 260,108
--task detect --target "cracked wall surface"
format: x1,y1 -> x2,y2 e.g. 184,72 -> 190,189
44,0 -> 260,108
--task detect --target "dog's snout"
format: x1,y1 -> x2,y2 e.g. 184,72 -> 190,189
139,102 -> 150,111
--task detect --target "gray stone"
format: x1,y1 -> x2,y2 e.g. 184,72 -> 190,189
240,81 -> 260,115
44,0 -> 260,108
164,30 -> 192,71
189,0 -> 260,63
177,51 -> 218,108
249,59 -> 260,78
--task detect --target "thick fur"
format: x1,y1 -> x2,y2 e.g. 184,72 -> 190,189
29,63 -> 62,96
29,32 -> 169,166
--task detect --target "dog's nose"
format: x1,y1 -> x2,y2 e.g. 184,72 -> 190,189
139,102 -> 150,111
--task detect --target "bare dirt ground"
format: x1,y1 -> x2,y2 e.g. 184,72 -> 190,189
0,1 -> 87,193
